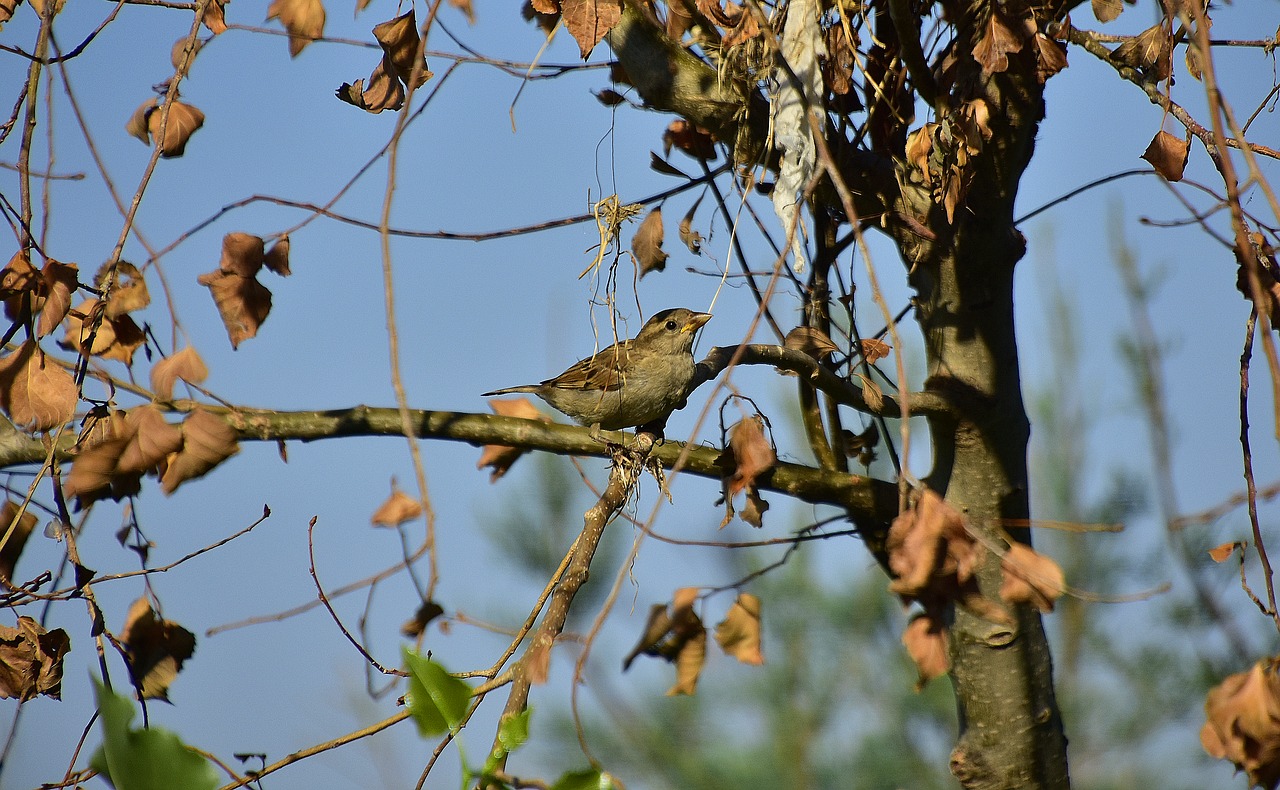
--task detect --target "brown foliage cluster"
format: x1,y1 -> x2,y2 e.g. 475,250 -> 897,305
887,490 -> 1064,686
622,589 -> 763,696
1202,659 -> 1280,789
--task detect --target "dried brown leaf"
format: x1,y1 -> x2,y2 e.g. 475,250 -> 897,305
784,326 -> 839,360
117,405 -> 183,475
64,435 -> 133,505
120,597 -> 196,700
887,490 -> 977,598
678,198 -> 703,255
150,346 -> 209,401
623,603 -> 675,670
1034,33 -> 1068,83
663,119 -> 717,161
561,0 -> 622,59
0,616 -> 70,701
374,9 -> 431,88
148,101 -> 204,158
902,613 -> 949,689
264,237 -> 292,276
171,36 -> 203,74
125,98 -> 159,145
632,207 -> 668,278
972,11 -> 1025,75
860,337 -> 891,363
1209,542 -> 1241,563
60,300 -> 145,365
1141,129 -> 1190,182
35,260 -> 76,339
267,0 -> 325,57
1112,24 -> 1172,80
477,397 -> 548,482
857,374 -> 884,412
400,600 -> 445,638
714,593 -> 763,665
667,628 -> 706,696
1201,659 -> 1280,788
371,485 -> 423,527
97,261 -> 150,318
0,500 -> 37,581
1092,0 -> 1123,23
217,233 -> 265,278
999,542 -> 1065,613
724,416 -> 775,496
0,341 -> 76,432
160,408 -> 239,494
197,268 -> 272,349
525,640 -> 552,685
203,0 -> 228,33
740,488 -> 769,528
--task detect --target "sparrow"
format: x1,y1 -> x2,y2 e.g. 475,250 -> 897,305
483,308 -> 712,432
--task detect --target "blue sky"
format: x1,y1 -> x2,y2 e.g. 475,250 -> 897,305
2,1 -> 1279,787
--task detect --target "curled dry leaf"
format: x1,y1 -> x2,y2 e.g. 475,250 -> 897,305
623,603 -> 674,670
886,489 -> 1009,622
477,397 -> 549,482
0,616 -> 70,702
668,628 -> 707,697
525,640 -> 552,685
561,0 -> 622,59
905,124 -> 936,186
198,269 -> 272,349
972,10 -> 1028,75
36,261 -> 78,339
147,101 -> 205,158
632,207 -> 668,278
400,600 -> 445,638
902,613 -> 949,690
1092,0 -> 1124,23
724,416 -> 775,497
860,337 -> 892,363
371,485 -> 424,527
120,597 -> 196,700
663,119 -> 717,161
622,587 -> 706,691
0,340 -> 77,433
678,198 -> 703,255
740,487 -> 770,528
714,593 -> 764,666
374,10 -> 431,89
264,237 -> 292,276
1112,23 -> 1172,81
267,0 -> 326,58
96,261 -> 151,318
784,326 -> 839,360
1141,130 -> 1190,182
999,542 -> 1065,613
150,346 -> 209,401
118,406 -> 184,475
1034,33 -> 1068,83
60,300 -> 146,365
1209,542 -> 1242,563
64,435 -> 136,506
856,374 -> 884,412
203,0 -> 228,33
125,98 -> 160,145
0,500 -> 37,581
160,407 -> 240,494
219,233 -> 266,277
1201,658 -> 1280,789
171,36 -> 203,74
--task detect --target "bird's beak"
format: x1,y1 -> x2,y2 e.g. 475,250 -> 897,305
683,313 -> 712,333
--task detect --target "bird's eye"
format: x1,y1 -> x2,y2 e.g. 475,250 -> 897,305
665,320 -> 678,331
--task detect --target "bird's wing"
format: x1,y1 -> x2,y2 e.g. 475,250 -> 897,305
544,340 -> 632,392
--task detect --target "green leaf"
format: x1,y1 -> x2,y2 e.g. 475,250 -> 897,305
497,708 -> 532,753
402,648 -> 471,737
551,768 -> 613,790
89,679 -> 218,790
